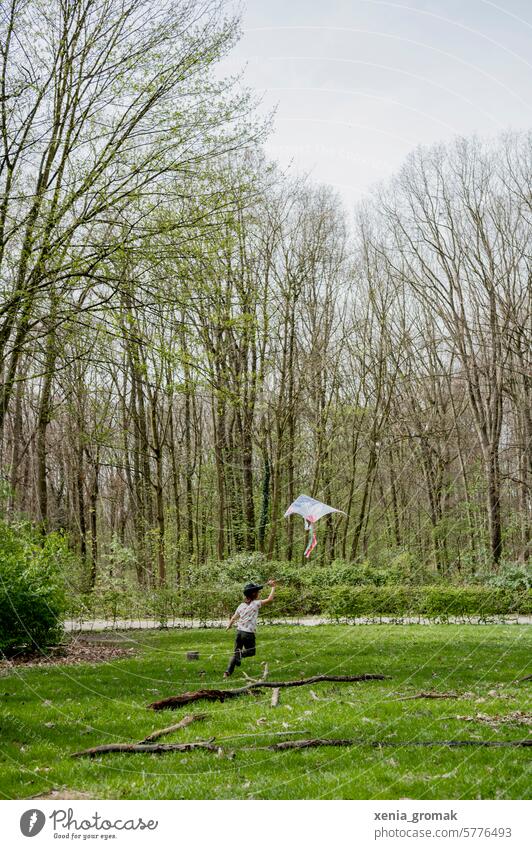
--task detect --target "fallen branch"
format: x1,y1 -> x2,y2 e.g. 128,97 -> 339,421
148,674 -> 387,711
72,734 -> 531,759
267,738 -> 354,750
149,687 -> 241,709
256,674 -> 387,689
262,738 -> 532,752
139,713 -> 207,744
271,688 -> 280,708
72,739 -> 217,758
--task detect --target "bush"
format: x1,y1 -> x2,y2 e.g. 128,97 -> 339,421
178,584 -> 241,621
324,584 -> 530,618
325,586 -> 419,617
300,560 -> 366,589
0,522 -> 67,654
219,551 -> 268,583
485,562 -> 532,593
146,588 -> 181,626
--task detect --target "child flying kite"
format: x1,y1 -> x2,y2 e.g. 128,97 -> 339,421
224,579 -> 276,677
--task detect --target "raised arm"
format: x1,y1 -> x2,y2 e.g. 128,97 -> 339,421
260,579 -> 277,606
226,609 -> 240,630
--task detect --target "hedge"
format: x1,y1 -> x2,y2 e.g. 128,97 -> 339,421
66,583 -> 531,624
324,585 -> 532,618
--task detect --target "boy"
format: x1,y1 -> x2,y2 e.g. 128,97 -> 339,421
224,579 -> 276,677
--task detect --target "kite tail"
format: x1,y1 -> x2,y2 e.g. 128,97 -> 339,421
304,522 -> 317,558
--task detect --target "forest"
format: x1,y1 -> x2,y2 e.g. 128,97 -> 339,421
1,0 -> 530,617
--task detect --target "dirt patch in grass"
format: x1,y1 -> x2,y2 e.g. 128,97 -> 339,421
29,787 -> 94,800
1,638 -> 136,669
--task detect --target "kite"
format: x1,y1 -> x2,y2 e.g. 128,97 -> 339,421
284,494 -> 345,558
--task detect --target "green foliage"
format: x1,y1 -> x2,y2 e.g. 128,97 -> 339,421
206,551 -> 269,585
325,586 -> 415,617
177,584 -> 242,622
146,588 -> 182,626
64,551 -> 532,624
484,562 -> 532,592
92,573 -> 134,623
0,521 -> 67,654
324,585 -> 531,619
102,537 -> 137,579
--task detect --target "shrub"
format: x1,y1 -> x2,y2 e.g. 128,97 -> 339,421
300,560 -> 366,589
513,589 -> 532,615
325,585 -> 420,617
485,562 -> 532,593
178,584 -> 241,621
101,537 -> 137,580
0,522 -> 67,654
147,588 -> 181,626
220,551 -> 268,583
324,584 -> 529,618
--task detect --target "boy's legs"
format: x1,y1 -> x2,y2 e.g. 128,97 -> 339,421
226,631 -> 244,676
240,631 -> 256,659
225,631 -> 256,676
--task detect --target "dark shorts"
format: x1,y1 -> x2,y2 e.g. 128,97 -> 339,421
226,629 -> 256,675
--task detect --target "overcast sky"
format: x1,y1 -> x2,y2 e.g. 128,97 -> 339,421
219,0 -> 532,208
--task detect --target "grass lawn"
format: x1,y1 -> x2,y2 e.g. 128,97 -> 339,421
1,625 -> 530,800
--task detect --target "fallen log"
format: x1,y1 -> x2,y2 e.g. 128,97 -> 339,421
139,713 -> 207,744
148,674 -> 387,711
72,739 -> 217,758
149,687 -> 242,709
262,738 -> 532,751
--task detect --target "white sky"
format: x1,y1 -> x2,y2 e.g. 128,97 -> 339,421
219,0 -> 532,209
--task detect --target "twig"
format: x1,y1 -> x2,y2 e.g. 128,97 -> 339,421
394,691 -> 459,702
72,739 -> 217,758
242,665 -> 270,685
216,730 -> 309,741
148,674 -> 387,711
271,687 -> 280,708
139,713 -> 207,744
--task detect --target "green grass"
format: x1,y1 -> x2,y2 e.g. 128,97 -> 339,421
1,625 -> 531,800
